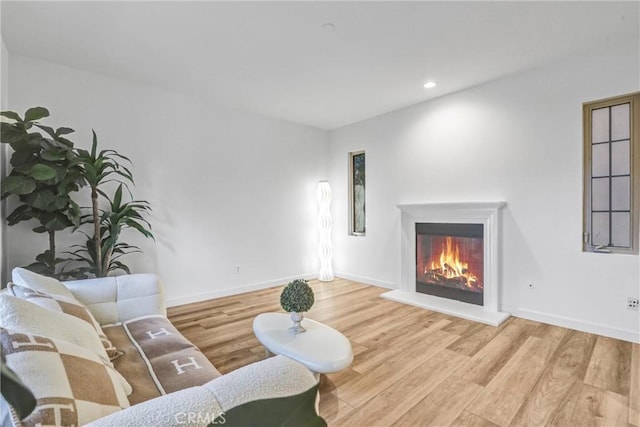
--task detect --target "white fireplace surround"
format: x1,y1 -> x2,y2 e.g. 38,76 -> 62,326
381,201 -> 510,326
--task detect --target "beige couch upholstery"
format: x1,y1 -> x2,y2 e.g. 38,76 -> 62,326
2,269 -> 320,427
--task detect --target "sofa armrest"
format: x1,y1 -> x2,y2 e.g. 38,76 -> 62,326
63,274 -> 166,325
87,355 -> 321,427
203,353 -> 319,410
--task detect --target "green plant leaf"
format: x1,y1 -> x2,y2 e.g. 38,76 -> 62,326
84,163 -> 98,185
28,164 -> 57,181
67,200 -> 81,226
10,150 -> 35,166
109,261 -> 132,275
112,184 -> 123,209
24,261 -> 54,276
11,133 -> 42,152
13,163 -> 33,174
24,107 -> 49,123
53,196 -> 68,211
76,148 -> 90,158
1,122 -> 26,144
1,175 -> 36,195
34,124 -> 56,138
104,150 -> 131,164
55,127 -> 74,136
125,220 -> 154,239
56,137 -> 74,148
6,205 -> 33,225
43,213 -> 73,231
25,189 -> 57,210
91,130 -> 98,158
48,165 -> 70,185
40,148 -> 67,161
0,111 -> 22,122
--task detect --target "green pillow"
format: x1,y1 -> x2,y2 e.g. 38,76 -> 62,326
212,384 -> 326,427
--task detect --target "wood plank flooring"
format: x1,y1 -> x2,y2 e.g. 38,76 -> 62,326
167,278 -> 639,427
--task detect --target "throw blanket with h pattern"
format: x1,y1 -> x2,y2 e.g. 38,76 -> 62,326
104,315 -> 220,403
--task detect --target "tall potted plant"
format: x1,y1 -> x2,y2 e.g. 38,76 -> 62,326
0,107 -> 83,277
65,131 -> 153,278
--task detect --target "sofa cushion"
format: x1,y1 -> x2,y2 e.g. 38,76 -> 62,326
1,328 -> 130,427
8,284 -> 119,360
63,274 -> 166,325
11,267 -> 75,299
102,315 -> 221,404
0,294 -> 109,363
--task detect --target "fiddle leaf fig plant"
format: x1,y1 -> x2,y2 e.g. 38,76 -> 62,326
280,279 -> 315,313
0,107 -> 83,277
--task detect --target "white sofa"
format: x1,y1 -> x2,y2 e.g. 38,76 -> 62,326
1,269 -> 323,427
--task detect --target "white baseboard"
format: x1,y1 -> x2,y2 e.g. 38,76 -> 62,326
166,272 -> 316,307
502,304 -> 640,344
333,271 -> 397,290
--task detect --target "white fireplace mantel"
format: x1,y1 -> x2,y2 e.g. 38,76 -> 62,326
381,201 -> 510,326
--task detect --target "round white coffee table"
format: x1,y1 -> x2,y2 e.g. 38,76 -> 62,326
253,313 -> 353,375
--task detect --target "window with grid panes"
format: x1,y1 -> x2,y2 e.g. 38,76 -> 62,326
583,92 -> 639,254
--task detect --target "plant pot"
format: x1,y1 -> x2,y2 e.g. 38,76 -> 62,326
289,312 -> 306,334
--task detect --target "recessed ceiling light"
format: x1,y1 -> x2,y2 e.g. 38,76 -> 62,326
424,81 -> 437,89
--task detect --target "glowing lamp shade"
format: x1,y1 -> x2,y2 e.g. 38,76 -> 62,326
317,181 -> 334,281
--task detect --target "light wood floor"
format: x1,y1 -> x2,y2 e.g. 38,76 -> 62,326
167,278 -> 640,427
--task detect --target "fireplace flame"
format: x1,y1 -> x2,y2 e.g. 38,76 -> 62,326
428,237 -> 481,290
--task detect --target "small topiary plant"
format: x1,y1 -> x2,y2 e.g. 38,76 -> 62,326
280,279 -> 315,313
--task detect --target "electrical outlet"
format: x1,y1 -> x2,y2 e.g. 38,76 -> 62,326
627,297 -> 639,310
235,266 -> 241,274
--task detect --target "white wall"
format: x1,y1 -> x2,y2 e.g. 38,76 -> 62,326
6,55 -> 328,305
328,40 -> 640,342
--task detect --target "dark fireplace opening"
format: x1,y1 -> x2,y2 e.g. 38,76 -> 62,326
416,223 -> 484,306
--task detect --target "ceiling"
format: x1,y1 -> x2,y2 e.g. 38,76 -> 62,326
1,1 -> 638,130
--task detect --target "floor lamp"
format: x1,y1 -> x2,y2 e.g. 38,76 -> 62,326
317,181 -> 334,281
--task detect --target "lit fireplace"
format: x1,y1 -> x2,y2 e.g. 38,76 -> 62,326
416,223 -> 484,305
384,202 -> 508,326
